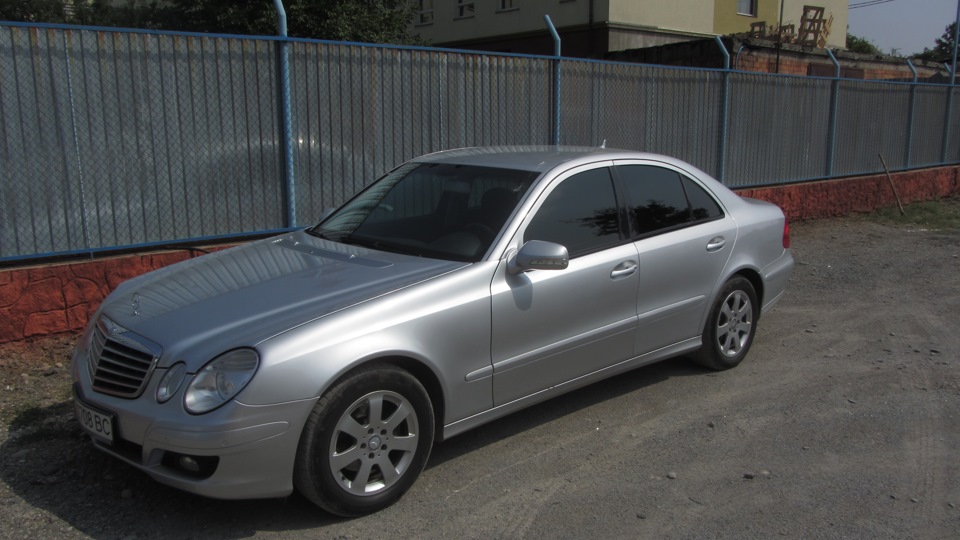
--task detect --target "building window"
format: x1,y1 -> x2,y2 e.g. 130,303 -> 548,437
498,0 -> 517,10
457,0 -> 475,18
737,0 -> 757,16
417,0 -> 434,24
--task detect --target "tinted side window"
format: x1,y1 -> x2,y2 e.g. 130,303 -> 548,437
524,168 -> 620,255
682,176 -> 724,221
618,165 -> 691,236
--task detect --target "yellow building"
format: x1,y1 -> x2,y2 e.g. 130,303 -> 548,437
412,0 -> 847,57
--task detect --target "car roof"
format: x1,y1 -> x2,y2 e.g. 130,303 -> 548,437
413,146 -> 687,174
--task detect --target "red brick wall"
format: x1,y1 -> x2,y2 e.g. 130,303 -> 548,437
734,52 -> 929,79
1,166 -> 959,345
0,249 -> 230,344
607,38 -> 942,81
737,166 -> 960,221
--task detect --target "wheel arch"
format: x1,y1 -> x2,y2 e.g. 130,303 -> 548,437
732,267 -> 764,317
378,356 -> 446,443
323,355 -> 447,444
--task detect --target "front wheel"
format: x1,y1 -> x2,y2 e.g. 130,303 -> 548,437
294,365 -> 434,516
693,276 -> 758,370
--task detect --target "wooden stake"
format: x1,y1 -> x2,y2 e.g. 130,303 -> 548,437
879,153 -> 905,216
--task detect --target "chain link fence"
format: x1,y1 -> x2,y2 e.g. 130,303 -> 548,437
1,22 -> 958,262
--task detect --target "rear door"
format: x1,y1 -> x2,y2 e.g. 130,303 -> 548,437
613,162 -> 737,355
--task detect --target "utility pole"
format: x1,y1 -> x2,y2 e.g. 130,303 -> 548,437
775,0 -> 785,74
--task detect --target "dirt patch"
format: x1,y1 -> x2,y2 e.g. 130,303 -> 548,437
0,335 -> 76,428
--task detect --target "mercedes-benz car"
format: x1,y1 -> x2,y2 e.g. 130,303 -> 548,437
72,146 -> 794,516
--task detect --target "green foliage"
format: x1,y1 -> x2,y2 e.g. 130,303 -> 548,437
71,1 -> 171,30
0,0 -> 69,23
0,0 -> 424,45
288,0 -> 423,44
160,0 -> 278,36
845,33 -> 880,55
913,21 -> 957,63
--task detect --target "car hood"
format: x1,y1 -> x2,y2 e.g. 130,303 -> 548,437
100,230 -> 466,367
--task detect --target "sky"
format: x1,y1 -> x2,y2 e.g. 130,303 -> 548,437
847,0 -> 958,56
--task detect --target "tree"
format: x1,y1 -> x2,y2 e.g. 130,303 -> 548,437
0,0 -> 424,45
71,1 -> 171,31
846,33 -> 881,56
914,21 -> 957,63
287,0 -> 422,44
138,0 -> 275,35
0,0 -> 69,23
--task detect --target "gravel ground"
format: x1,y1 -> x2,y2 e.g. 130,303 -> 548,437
1,208 -> 958,539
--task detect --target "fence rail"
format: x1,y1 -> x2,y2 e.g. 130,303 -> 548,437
1,22 -> 958,263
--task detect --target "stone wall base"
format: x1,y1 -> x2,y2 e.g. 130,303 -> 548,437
738,167 -> 960,221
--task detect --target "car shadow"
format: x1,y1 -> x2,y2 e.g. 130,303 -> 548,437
0,358 -> 707,537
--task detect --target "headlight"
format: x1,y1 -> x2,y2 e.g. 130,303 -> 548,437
156,363 -> 187,403
184,349 -> 259,414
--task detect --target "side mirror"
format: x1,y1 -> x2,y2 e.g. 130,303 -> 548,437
507,240 -> 569,275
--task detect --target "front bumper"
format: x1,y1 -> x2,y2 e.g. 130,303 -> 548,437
72,346 -> 318,500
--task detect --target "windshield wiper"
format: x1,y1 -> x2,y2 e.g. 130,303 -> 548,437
306,228 -> 339,242
341,235 -> 422,257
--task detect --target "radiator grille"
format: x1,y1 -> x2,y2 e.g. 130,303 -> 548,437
88,317 -> 161,398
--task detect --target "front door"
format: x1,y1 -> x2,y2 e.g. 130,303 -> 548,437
490,165 -> 640,406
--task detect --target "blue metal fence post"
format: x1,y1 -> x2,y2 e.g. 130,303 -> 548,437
944,1 -> 959,166
944,86 -> 956,164
274,0 -> 296,228
942,62 -> 955,163
714,36 -> 730,184
825,49 -> 841,177
544,15 -> 561,146
906,59 -> 918,168
942,0 -> 960,164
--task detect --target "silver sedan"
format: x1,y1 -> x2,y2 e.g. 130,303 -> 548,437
71,146 -> 794,515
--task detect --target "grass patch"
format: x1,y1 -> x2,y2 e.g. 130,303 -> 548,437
860,197 -> 960,230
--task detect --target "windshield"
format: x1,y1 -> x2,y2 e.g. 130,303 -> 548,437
309,162 -> 539,262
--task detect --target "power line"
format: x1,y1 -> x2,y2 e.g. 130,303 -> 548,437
849,0 -> 897,9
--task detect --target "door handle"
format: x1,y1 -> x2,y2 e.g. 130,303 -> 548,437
610,261 -> 637,279
706,236 -> 726,252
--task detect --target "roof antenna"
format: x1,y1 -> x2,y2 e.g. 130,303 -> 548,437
600,139 -> 606,149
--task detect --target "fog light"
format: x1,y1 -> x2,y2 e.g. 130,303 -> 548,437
161,451 -> 219,478
179,455 -> 200,473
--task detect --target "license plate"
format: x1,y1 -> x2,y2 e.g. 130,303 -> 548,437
74,395 -> 116,445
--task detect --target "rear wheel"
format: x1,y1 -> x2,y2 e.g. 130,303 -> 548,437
693,276 -> 758,370
294,365 -> 434,516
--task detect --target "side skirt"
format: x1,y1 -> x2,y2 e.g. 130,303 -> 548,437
440,336 -> 702,441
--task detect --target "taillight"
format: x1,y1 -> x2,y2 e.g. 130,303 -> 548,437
782,219 -> 791,249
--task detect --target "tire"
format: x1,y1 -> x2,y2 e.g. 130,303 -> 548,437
294,364 -> 435,516
693,276 -> 759,371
